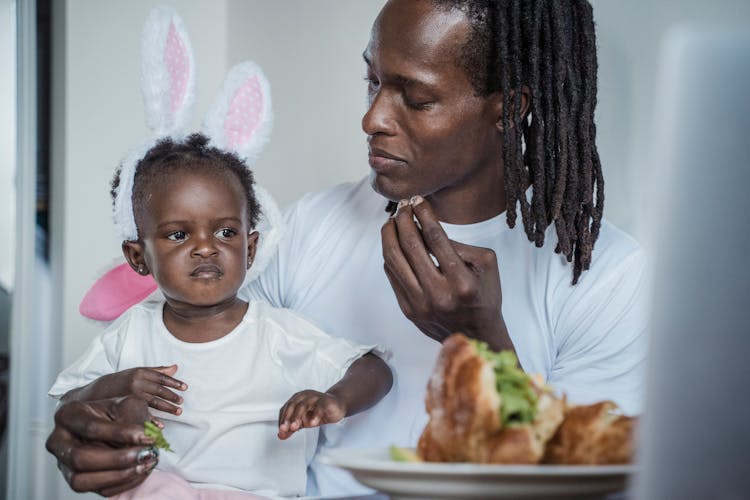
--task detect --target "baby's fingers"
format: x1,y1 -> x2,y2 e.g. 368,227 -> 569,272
141,383 -> 183,415
302,407 -> 323,428
146,366 -> 188,391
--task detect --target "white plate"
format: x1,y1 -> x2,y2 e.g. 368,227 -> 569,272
319,448 -> 636,500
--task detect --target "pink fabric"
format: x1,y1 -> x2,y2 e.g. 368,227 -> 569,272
165,21 -> 189,114
79,263 -> 158,321
224,76 -> 264,149
110,470 -> 269,500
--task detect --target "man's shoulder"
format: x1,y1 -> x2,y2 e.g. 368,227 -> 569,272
282,176 -> 388,240
592,220 -> 645,268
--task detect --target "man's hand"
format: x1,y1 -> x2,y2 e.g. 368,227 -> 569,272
277,390 -> 346,440
381,196 -> 514,352
45,396 -> 158,497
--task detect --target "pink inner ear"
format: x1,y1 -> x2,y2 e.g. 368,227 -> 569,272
225,76 -> 264,149
165,21 -> 189,114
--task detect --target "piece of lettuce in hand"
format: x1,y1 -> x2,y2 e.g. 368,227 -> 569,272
469,340 -> 539,427
389,445 -> 421,462
144,421 -> 174,453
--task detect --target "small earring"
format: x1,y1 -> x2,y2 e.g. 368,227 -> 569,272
138,265 -> 146,275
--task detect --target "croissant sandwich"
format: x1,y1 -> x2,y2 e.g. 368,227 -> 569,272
417,333 -> 636,465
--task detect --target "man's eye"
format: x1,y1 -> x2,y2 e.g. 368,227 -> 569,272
363,74 -> 379,91
405,98 -> 434,111
166,231 -> 187,241
216,228 -> 237,239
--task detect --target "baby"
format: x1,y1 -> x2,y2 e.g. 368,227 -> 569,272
49,134 -> 392,499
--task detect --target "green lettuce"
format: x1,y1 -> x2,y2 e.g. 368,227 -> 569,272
144,421 -> 174,453
470,340 -> 538,426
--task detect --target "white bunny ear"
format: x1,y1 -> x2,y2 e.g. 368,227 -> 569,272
141,6 -> 195,136
203,61 -> 272,166
244,185 -> 285,284
204,61 -> 280,282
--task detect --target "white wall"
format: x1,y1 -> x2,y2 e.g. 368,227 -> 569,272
0,0 -> 15,292
226,0 -> 387,208
591,0 -> 750,243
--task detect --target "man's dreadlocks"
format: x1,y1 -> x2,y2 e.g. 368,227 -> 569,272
422,0 -> 604,284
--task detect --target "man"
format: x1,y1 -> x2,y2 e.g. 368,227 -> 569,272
46,0 -> 647,496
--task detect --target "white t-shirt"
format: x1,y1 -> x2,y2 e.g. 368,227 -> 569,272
242,177 -> 649,496
49,299 -> 377,499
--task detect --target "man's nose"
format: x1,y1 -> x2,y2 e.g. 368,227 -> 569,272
362,91 -> 397,137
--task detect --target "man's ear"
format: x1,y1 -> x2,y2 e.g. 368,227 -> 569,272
246,231 -> 259,269
493,85 -> 531,133
122,240 -> 149,275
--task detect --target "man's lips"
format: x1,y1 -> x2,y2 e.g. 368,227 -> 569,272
368,147 -> 407,171
190,264 -> 223,278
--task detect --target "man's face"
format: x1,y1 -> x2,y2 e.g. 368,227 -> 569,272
363,0 -> 504,222
136,168 -> 255,308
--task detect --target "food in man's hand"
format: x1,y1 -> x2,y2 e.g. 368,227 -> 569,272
417,333 -> 636,465
144,421 -> 174,452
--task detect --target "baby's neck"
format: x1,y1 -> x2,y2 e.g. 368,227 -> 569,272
162,297 -> 248,343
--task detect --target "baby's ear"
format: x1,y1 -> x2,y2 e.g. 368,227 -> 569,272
121,240 -> 147,274
141,6 -> 196,136
246,231 -> 260,270
203,62 -> 272,166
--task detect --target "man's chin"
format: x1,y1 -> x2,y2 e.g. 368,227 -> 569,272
369,170 -> 406,203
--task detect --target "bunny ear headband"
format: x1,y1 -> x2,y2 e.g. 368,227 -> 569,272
80,6 -> 283,321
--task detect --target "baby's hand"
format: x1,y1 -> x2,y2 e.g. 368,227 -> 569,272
113,364 -> 187,415
277,390 -> 346,440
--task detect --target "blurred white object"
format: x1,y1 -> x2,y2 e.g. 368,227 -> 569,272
634,26 -> 750,499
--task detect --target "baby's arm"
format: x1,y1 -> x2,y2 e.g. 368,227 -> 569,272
61,364 -> 188,416
277,353 -> 392,439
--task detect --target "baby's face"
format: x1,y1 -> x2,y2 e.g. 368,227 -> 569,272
137,168 -> 255,308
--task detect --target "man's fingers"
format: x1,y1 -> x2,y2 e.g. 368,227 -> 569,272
384,264 -> 416,318
54,402 -> 152,446
65,462 -> 151,494
393,202 -> 442,284
51,436 -> 150,473
410,197 -> 466,278
450,239 -> 499,273
97,469 -> 152,498
381,217 -> 423,295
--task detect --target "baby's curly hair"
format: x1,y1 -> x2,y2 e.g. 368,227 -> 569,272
111,133 -> 261,237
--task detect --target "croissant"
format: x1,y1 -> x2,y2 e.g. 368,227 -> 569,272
417,333 -> 635,465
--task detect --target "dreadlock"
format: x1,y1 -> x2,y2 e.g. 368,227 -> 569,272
111,133 -> 261,237
412,0 -> 603,284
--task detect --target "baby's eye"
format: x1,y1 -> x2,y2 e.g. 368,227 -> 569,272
166,231 -> 187,241
216,228 -> 237,239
